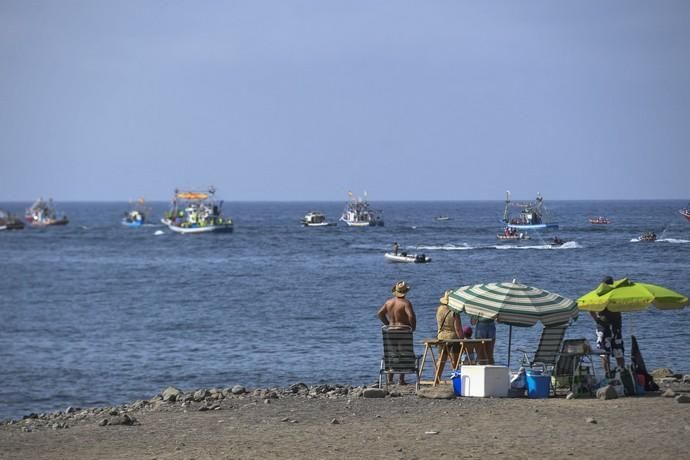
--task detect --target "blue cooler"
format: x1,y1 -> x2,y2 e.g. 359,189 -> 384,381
526,372 -> 550,399
451,370 -> 462,396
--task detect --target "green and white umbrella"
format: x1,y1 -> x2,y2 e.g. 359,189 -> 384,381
447,281 -> 578,366
448,281 -> 578,327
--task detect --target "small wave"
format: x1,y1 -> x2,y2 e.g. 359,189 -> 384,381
79,225 -> 89,230
154,230 -> 165,236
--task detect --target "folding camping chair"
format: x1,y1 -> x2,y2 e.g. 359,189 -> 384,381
379,326 -> 421,391
553,338 -> 597,395
518,324 -> 568,374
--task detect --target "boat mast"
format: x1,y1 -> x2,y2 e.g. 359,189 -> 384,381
502,191 -> 511,223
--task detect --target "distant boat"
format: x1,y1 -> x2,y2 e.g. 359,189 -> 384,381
384,252 -> 431,263
589,216 -> 610,225
121,198 -> 150,228
679,206 -> 690,222
339,191 -> 384,227
25,198 -> 68,226
501,191 -> 558,230
164,187 -> 233,234
0,209 -> 25,230
637,232 -> 657,242
301,211 -> 334,227
435,216 -> 450,221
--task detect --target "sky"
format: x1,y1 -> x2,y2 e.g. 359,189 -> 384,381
1,0 -> 689,201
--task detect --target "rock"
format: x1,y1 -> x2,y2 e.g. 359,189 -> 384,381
330,418 -> 340,425
64,406 -> 77,414
417,386 -> 456,400
650,368 -> 675,381
662,389 -> 676,398
108,414 -> 138,426
675,394 -> 690,404
586,417 -> 597,424
263,399 -> 271,404
425,431 -> 440,435
565,392 -> 575,400
193,389 -> 210,402
98,419 -> 108,427
231,385 -> 246,395
683,374 -> 690,384
596,385 -> 618,400
108,409 -> 119,416
280,417 -> 290,422
289,382 -> 309,394
161,386 -> 183,402
362,388 -> 387,398
659,377 -> 679,385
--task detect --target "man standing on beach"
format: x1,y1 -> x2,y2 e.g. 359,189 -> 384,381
590,276 -> 625,376
378,281 -> 416,384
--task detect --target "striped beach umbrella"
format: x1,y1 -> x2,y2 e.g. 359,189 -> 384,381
447,281 -> 578,327
448,281 -> 578,367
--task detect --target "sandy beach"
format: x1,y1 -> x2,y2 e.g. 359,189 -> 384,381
2,380 -> 689,460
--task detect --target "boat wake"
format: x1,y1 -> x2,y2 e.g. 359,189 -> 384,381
413,244 -> 474,251
413,242 -> 582,251
656,238 -> 690,244
495,241 -> 581,250
154,230 -> 165,236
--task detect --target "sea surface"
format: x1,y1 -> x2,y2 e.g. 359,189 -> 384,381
1,200 -> 689,419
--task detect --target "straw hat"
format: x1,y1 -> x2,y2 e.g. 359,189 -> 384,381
392,281 -> 411,298
439,290 -> 451,305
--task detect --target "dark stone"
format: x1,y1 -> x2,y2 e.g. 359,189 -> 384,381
596,385 -> 618,400
362,388 -> 387,398
675,394 -> 690,404
161,386 -> 182,402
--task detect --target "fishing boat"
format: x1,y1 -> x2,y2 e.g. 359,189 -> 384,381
164,187 -> 233,234
384,252 -> 431,263
339,192 -> 384,227
25,198 -> 69,226
679,206 -> 690,222
501,191 -> 558,230
121,198 -> 150,227
589,216 -> 610,225
497,227 -> 530,240
0,210 -> 25,230
301,211 -> 334,227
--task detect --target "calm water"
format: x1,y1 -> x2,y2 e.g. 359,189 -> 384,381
1,200 -> 689,419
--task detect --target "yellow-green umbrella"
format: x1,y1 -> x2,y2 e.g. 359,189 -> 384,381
577,278 -> 689,312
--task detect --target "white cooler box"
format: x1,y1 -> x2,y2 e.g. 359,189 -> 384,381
460,365 -> 510,397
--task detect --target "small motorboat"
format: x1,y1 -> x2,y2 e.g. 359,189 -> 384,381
497,227 -> 530,240
121,198 -> 150,227
589,216 -> 610,225
384,252 -> 431,263
301,211 -> 334,227
435,216 -> 450,221
638,232 -> 657,242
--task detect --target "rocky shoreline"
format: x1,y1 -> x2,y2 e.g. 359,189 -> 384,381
2,368 -> 689,459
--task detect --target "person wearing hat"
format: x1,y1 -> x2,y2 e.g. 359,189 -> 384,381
436,290 -> 464,370
589,275 -> 625,376
377,281 -> 417,384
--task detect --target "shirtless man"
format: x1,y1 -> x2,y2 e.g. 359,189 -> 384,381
378,281 -> 416,384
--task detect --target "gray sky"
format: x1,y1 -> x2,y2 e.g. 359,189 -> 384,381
1,0 -> 689,201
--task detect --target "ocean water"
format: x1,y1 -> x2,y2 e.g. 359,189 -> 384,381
1,200 -> 689,419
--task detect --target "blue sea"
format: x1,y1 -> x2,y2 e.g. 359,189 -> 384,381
1,200 -> 689,419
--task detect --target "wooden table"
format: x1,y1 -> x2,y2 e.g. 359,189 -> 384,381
419,338 -> 494,386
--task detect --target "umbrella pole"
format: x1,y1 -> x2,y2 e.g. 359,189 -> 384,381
507,325 -> 513,368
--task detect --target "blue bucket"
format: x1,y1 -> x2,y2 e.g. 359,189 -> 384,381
526,374 -> 550,399
451,371 -> 462,396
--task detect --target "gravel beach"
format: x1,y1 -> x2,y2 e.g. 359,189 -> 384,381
2,377 -> 689,460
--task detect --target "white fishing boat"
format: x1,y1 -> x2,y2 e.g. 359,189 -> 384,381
384,252 -> 431,263
339,191 -> 384,227
164,187 -> 233,234
301,211 -> 334,227
501,191 -> 558,230
25,198 -> 68,226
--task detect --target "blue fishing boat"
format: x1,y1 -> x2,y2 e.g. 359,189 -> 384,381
501,191 -> 559,230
